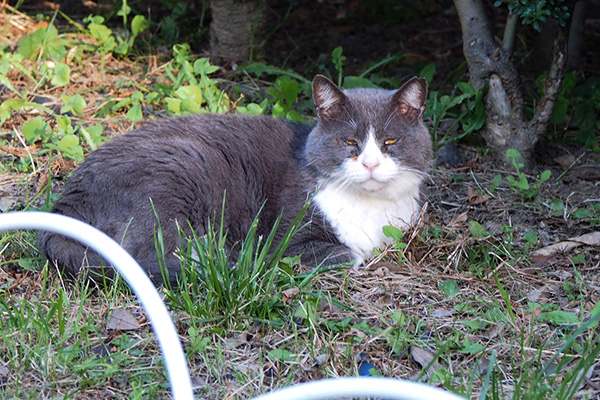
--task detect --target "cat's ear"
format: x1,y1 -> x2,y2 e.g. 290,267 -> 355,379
312,75 -> 346,120
392,77 -> 427,118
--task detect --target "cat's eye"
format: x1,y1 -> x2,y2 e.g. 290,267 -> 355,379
344,139 -> 358,146
384,138 -> 399,145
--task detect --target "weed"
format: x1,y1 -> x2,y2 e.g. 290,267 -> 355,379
16,12 -> 67,61
423,63 -> 486,147
161,200 -> 329,329
544,73 -> 600,150
162,45 -> 229,115
505,149 -> 551,200
238,47 -> 404,119
83,12 -> 149,57
331,46 -> 346,87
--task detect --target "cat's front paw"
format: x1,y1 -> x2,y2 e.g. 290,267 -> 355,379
351,254 -> 365,270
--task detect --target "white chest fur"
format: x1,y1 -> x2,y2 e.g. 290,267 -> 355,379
314,179 -> 420,265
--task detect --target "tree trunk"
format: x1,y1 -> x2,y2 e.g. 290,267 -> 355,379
453,0 -> 568,168
209,0 -> 267,61
567,1 -> 587,70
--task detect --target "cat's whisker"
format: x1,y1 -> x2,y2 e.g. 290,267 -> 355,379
340,104 -> 358,130
396,166 -> 432,179
327,116 -> 357,130
383,112 -> 395,130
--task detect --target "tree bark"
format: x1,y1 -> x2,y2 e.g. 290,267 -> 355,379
453,0 -> 568,168
209,0 -> 267,61
567,1 -> 586,70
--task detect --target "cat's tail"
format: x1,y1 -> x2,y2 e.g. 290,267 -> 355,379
37,230 -> 117,281
37,231 -> 181,285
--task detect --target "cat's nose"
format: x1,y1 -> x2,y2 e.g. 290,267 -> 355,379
362,158 -> 380,172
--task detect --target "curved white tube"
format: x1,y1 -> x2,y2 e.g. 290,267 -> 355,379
251,377 -> 466,400
0,211 -> 194,400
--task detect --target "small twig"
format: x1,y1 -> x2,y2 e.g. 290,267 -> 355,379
554,152 -> 586,182
470,169 -> 495,198
12,127 -> 38,174
7,270 -> 30,293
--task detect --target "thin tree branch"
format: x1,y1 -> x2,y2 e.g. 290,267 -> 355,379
502,12 -> 519,54
529,30 -> 568,137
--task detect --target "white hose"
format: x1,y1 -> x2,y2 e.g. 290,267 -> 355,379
251,376 -> 466,400
0,211 -> 194,400
1,211 -> 466,400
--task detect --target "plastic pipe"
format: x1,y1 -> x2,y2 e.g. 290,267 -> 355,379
251,376 -> 466,400
0,211 -> 194,400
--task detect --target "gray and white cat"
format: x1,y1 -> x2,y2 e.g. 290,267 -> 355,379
38,75 -> 432,284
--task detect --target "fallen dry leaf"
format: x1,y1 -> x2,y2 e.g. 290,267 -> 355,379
107,308 -> 140,331
225,332 -> 250,349
411,346 -> 441,378
0,363 -> 8,378
368,261 -> 404,273
475,357 -> 491,375
448,211 -> 469,229
282,287 -> 300,303
553,153 -> 576,167
467,186 -> 490,205
532,231 -> 600,257
431,308 -> 456,318
575,167 -> 600,181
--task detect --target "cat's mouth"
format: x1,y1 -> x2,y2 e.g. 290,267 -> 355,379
360,177 -> 386,192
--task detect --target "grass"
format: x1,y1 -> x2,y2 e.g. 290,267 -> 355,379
1,4 -> 600,400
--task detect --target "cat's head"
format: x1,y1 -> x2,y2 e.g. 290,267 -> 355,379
305,75 -> 432,197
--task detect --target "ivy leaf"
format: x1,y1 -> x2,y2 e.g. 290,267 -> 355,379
131,15 -> 149,37
126,102 -> 143,122
468,220 -> 489,239
51,62 -> 71,87
22,117 -> 48,144
61,94 -> 87,116
382,225 -> 404,241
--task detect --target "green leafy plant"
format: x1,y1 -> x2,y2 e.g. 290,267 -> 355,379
264,76 -> 306,121
505,149 -> 551,200
493,0 -> 571,31
331,46 -> 346,87
424,63 -> 486,146
381,224 -> 409,264
238,49 -> 404,119
16,14 -> 67,61
84,12 -> 149,57
162,46 -> 229,115
545,73 -> 600,149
